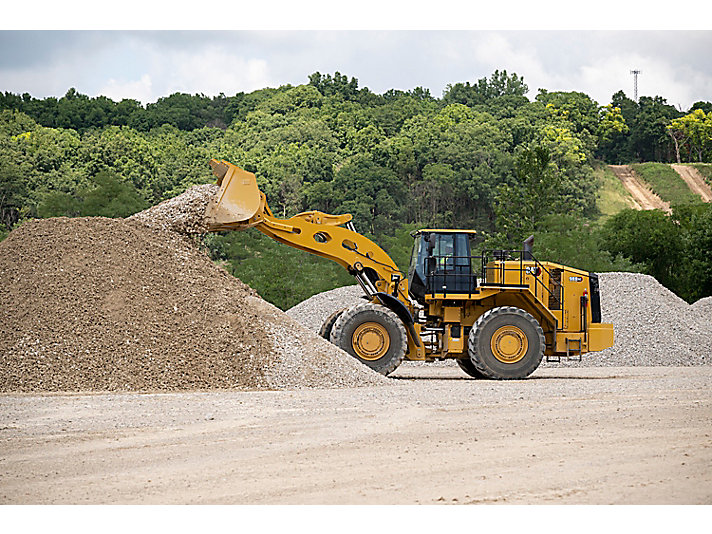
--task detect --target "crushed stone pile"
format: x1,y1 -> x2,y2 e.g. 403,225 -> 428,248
286,285 -> 366,332
0,216 -> 385,392
568,272 -> 711,367
127,184 -> 219,235
288,273 -> 712,368
692,296 -> 712,318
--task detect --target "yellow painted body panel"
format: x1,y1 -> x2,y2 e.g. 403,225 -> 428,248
555,332 -> 585,353
588,323 -> 615,352
407,323 -> 427,361
443,306 -> 462,323
205,160 -> 263,226
444,325 -> 465,353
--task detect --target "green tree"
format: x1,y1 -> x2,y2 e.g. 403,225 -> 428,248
668,109 -> 712,163
494,146 -> 562,240
308,71 -> 360,101
536,90 -> 600,139
332,155 -> 404,235
0,159 -> 27,230
600,208 -> 683,294
630,96 -> 681,162
80,170 -> 148,218
443,70 -> 528,107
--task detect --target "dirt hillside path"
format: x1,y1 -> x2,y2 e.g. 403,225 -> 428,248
608,165 -> 671,213
671,164 -> 712,202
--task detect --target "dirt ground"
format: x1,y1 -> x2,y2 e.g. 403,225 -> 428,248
671,164 -> 712,202
1,365 -> 711,504
608,165 -> 671,212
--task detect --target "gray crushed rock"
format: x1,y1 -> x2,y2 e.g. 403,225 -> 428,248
128,184 -> 219,235
250,296 -> 386,389
0,184 -> 386,392
288,273 -> 712,368
573,273 -> 711,367
692,296 -> 712,318
286,285 -> 366,332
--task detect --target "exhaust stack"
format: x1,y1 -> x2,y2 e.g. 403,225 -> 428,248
523,235 -> 534,261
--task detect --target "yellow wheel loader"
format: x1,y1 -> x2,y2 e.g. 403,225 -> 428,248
205,159 -> 615,379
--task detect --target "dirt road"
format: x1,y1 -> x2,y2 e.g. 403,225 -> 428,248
1,365 -> 710,504
671,164 -> 712,202
608,165 -> 671,213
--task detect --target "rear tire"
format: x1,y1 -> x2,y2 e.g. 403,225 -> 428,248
456,358 -> 486,379
468,306 -> 544,380
330,302 -> 406,376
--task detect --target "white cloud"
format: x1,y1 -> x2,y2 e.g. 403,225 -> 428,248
457,33 -> 576,100
98,74 -> 154,103
1,31 -> 710,111
577,53 -> 712,109
0,53 -> 89,99
164,46 -> 272,96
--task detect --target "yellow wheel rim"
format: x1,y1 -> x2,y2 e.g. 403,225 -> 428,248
490,325 -> 528,364
352,322 -> 390,361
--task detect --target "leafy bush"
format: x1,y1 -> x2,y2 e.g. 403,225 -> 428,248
600,205 -> 712,302
532,214 -> 639,273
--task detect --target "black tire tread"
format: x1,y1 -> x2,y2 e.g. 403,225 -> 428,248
318,308 -> 347,340
456,357 -> 487,379
468,306 -> 545,380
330,301 -> 406,376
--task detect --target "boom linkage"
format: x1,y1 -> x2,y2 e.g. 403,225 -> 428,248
204,159 -> 410,303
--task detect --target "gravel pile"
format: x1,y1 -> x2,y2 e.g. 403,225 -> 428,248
286,285 -> 365,332
0,216 -> 385,392
692,296 -> 712,317
288,273 -> 712,368
569,272 -> 711,367
127,184 -> 219,235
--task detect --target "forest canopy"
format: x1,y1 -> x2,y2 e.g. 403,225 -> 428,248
2,70 -> 711,308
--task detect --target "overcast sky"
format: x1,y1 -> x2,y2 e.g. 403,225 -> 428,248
1,29 -> 711,111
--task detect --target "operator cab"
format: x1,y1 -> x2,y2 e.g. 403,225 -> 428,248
408,229 -> 479,303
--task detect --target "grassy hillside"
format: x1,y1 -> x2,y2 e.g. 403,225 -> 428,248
632,162 -> 700,206
595,163 -> 637,220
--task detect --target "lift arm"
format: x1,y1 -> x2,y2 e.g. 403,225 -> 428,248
204,159 -> 410,302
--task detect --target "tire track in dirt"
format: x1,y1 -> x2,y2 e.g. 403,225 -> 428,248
671,164 -> 712,202
608,165 -> 671,213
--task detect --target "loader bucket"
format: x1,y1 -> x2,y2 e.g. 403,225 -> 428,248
205,159 -> 262,229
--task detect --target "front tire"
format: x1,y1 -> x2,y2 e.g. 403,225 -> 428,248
319,308 -> 346,340
468,306 -> 545,379
330,302 -> 406,376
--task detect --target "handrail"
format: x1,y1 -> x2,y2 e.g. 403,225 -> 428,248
481,249 -> 563,310
424,249 -> 564,311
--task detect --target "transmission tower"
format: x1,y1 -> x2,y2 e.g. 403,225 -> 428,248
630,70 -> 641,102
